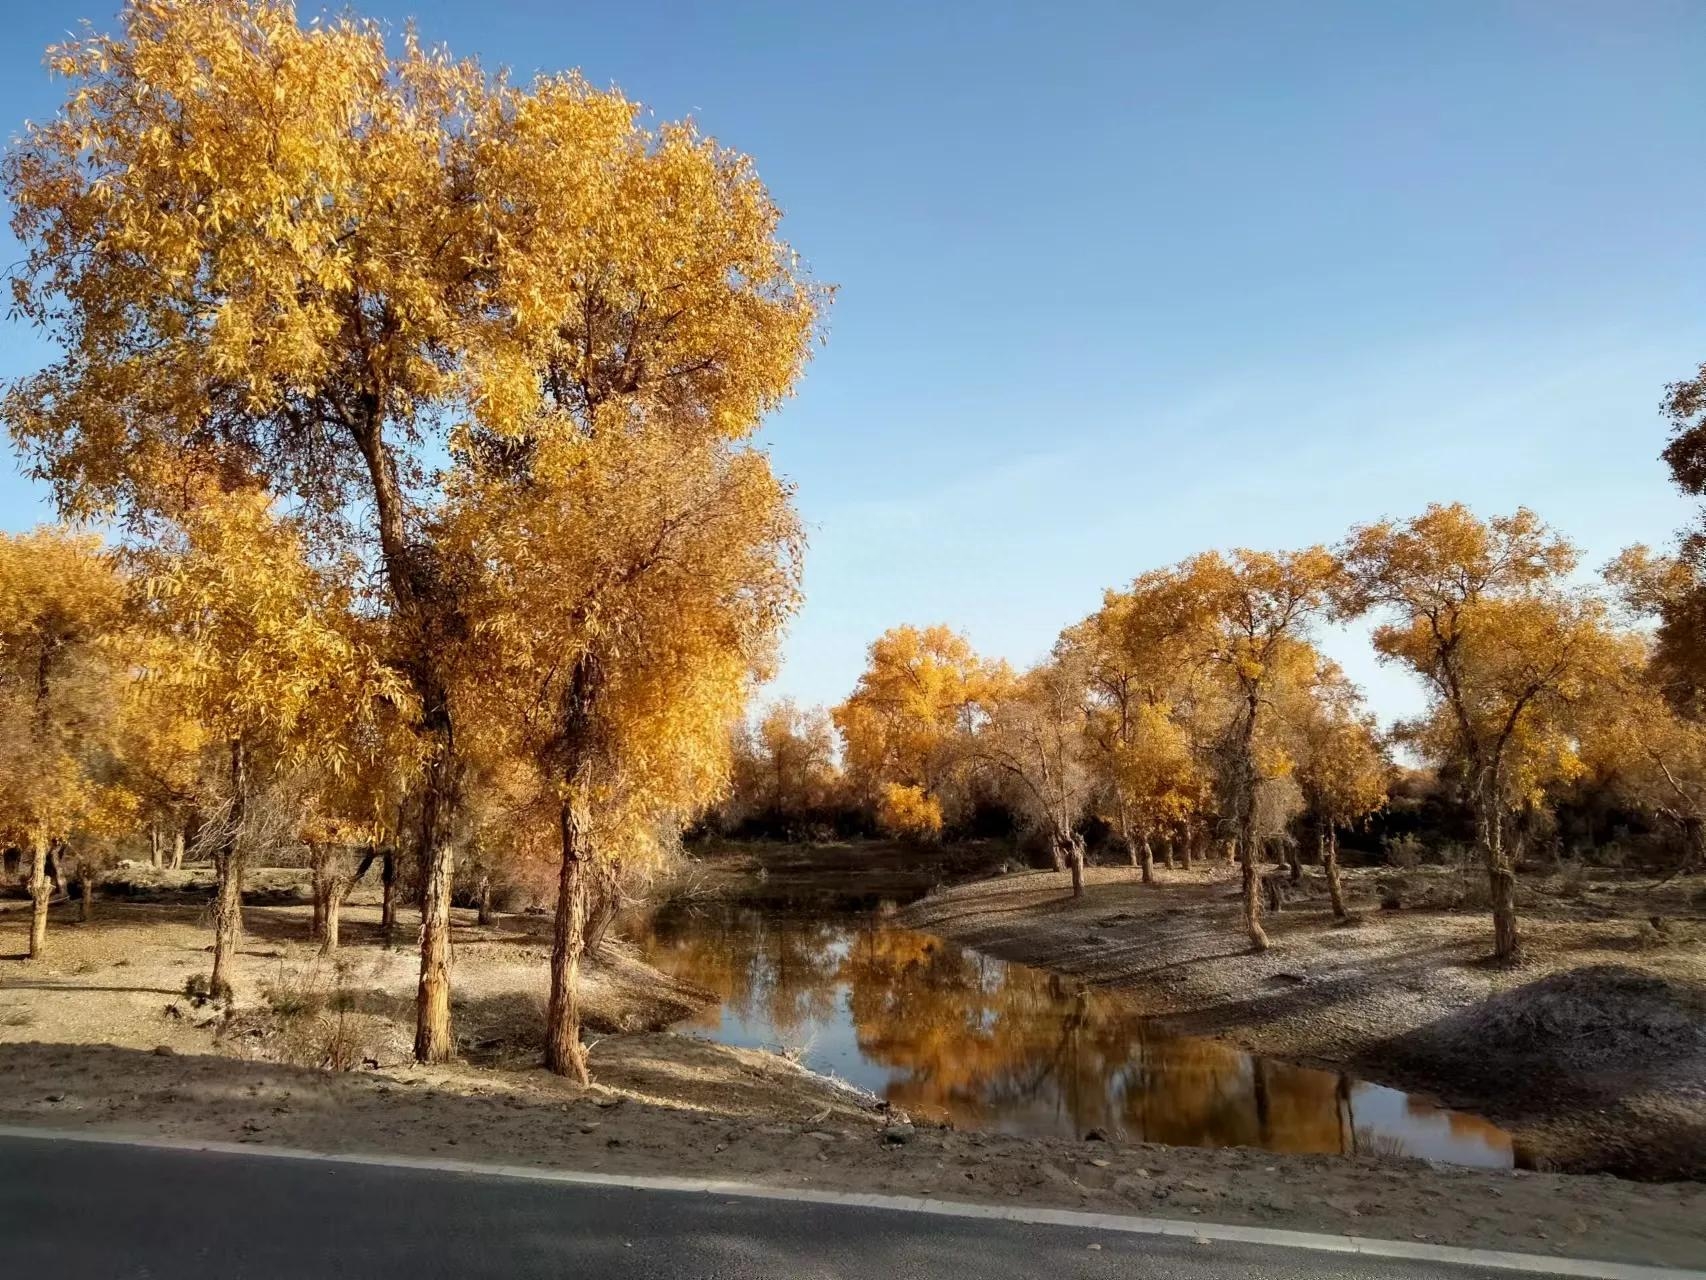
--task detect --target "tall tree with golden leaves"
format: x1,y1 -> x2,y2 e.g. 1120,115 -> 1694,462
1345,504 -> 1632,959
834,626 -> 1011,840
973,651 -> 1097,894
139,490 -> 412,996
1279,659 -> 1388,918
445,417 -> 803,1079
0,528 -> 129,958
1175,548 -> 1344,951
1067,574 -> 1216,881
4,0 -> 819,1058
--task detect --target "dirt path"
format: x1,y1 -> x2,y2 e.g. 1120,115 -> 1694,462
4,882 -> 1706,1267
900,861 -> 1706,1181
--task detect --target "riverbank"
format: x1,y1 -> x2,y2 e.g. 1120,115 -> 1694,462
900,860 -> 1706,1182
5,881 -> 1706,1267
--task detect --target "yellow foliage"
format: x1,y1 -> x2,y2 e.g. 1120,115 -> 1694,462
877,783 -> 944,840
0,527 -> 129,849
833,625 -> 1012,827
135,488 -> 416,777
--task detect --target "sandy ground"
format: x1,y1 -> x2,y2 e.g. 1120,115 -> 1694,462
901,859 -> 1706,1183
3,872 -> 1706,1267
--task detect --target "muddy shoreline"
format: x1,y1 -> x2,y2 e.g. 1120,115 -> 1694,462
900,860 -> 1706,1181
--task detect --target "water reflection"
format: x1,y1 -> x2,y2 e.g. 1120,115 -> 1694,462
625,904 -> 1515,1168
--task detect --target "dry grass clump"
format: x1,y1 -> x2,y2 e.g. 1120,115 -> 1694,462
238,961 -> 378,1072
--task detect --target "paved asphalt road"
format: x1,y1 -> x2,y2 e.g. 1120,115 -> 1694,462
0,1132 -> 1546,1278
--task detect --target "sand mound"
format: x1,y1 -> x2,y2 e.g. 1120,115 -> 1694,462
1396,965 -> 1706,1075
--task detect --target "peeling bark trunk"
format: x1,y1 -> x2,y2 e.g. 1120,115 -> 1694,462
1324,826 -> 1347,920
1477,783 -> 1520,961
412,692 -> 460,1062
1239,834 -> 1269,951
413,825 -> 456,1062
210,739 -> 247,1001
546,796 -> 592,1083
321,879 -> 344,956
353,411 -> 460,1064
584,875 -> 621,958
28,830 -> 51,958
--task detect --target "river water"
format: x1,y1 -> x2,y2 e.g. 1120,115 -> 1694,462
625,901 -> 1518,1169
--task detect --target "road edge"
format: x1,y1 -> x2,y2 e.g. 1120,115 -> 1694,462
1,1124 -> 1698,1279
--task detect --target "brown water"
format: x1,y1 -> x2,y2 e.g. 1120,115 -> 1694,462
626,902 -> 1519,1168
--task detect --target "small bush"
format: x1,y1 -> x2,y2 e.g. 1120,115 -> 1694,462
261,975 -> 324,1019
264,962 -> 370,1072
1382,835 -> 1423,870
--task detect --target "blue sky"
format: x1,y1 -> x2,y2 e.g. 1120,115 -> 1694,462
3,1 -> 1704,726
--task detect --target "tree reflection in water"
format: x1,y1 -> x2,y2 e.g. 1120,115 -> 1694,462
624,904 -> 1514,1168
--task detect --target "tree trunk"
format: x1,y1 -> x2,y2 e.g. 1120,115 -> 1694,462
584,871 -> 622,957
1138,833 -> 1154,885
149,823 -> 163,869
380,848 -> 397,947
477,873 -> 493,926
28,829 -> 51,959
79,865 -> 94,922
171,826 -> 185,870
309,846 -> 327,942
1067,836 -> 1085,898
546,797 -> 592,1082
209,853 -> 244,1001
1477,785 -> 1520,961
1179,831 -> 1193,870
1239,834 -> 1269,951
1324,826 -> 1348,921
210,740 -> 247,1001
1287,838 -> 1302,885
1685,817 -> 1706,875
320,878 -> 344,957
414,833 -> 456,1063
412,704 -> 460,1064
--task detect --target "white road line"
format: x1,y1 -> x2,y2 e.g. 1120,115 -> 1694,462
1,1124 -> 1699,1280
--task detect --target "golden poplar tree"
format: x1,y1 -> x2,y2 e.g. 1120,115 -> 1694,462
1279,658 -> 1388,918
1175,548 -> 1344,951
138,490 -> 411,996
1345,505 -> 1632,958
972,651 -> 1097,893
446,418 -> 802,1079
5,0 -> 819,1059
0,528 -> 129,958
833,625 -> 1011,839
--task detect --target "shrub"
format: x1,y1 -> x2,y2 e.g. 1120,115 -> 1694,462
1382,834 -> 1423,869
